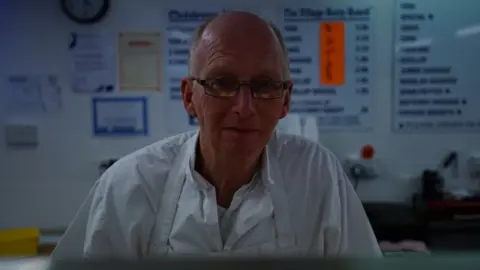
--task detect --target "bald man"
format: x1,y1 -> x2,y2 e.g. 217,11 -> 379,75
52,11 -> 381,259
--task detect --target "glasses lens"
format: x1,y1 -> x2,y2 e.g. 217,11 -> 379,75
206,78 -> 238,97
202,78 -> 285,99
251,80 -> 283,99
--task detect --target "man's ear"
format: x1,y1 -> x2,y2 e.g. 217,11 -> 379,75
280,80 -> 293,119
181,78 -> 196,117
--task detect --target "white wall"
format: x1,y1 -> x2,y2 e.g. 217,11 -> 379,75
0,0 -> 478,229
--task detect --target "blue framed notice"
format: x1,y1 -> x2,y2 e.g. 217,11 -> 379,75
92,97 -> 148,136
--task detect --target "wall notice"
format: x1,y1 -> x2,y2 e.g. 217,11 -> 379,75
5,74 -> 62,115
393,0 -> 480,132
280,6 -> 375,131
118,32 -> 162,91
92,97 -> 148,136
69,31 -> 116,94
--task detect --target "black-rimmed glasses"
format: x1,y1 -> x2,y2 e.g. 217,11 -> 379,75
190,77 -> 290,99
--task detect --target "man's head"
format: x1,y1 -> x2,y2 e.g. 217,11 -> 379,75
181,11 -> 292,159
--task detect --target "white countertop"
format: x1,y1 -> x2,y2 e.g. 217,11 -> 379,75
0,258 -> 50,270
39,235 -> 62,245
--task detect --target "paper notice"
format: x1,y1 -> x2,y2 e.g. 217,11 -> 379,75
69,31 -> 116,93
5,74 -> 62,115
118,32 -> 162,91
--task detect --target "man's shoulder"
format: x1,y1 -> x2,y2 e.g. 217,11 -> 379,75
109,131 -> 195,173
270,131 -> 344,193
95,131 -> 196,210
271,131 -> 338,163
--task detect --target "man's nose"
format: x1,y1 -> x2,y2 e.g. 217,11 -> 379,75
231,86 -> 256,117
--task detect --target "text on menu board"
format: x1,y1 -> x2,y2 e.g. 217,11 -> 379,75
393,1 -> 479,132
282,6 -> 374,130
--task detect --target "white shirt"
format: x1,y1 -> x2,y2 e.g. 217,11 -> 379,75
51,131 -> 382,259
191,169 -> 240,244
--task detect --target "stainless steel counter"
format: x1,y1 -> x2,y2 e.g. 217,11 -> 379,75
2,255 -> 480,270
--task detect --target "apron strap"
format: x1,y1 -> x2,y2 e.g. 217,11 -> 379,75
148,134 -> 197,254
261,147 -> 297,248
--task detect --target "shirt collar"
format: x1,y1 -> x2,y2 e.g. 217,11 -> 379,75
185,131 -> 263,191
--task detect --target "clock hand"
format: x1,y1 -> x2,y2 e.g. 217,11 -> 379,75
82,0 -> 92,16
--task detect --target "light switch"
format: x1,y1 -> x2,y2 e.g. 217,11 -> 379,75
5,124 -> 39,147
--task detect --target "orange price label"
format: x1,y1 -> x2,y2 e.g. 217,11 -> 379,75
320,22 -> 345,86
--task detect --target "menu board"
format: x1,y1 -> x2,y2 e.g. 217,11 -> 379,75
279,5 -> 376,131
393,0 -> 480,132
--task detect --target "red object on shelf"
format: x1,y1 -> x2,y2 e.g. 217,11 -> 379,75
428,201 -> 480,208
361,144 -> 375,160
426,200 -> 480,221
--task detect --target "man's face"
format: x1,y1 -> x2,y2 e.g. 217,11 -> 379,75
182,14 -> 292,157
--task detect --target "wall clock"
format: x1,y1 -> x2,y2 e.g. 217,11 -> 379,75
61,0 -> 110,24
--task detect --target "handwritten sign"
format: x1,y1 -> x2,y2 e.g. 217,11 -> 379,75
320,22 -> 345,86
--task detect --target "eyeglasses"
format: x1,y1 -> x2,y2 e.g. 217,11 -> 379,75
190,77 -> 290,99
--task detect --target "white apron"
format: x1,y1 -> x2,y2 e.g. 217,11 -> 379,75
147,137 -> 298,256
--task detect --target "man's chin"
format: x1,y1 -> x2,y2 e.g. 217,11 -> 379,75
222,128 -> 260,138
219,140 -> 257,154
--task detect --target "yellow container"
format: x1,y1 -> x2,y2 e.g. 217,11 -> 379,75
0,228 -> 39,256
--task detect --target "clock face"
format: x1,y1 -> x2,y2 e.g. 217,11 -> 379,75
61,0 -> 110,24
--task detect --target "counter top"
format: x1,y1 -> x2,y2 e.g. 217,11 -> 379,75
0,258 -> 50,270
